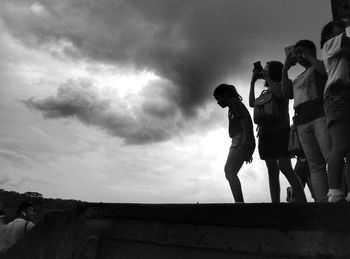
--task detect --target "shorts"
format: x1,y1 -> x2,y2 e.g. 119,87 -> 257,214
258,128 -> 290,160
225,133 -> 255,181
230,133 -> 255,160
325,84 -> 350,128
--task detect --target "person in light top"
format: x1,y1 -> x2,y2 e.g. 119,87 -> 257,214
4,202 -> 35,251
281,39 -> 330,203
321,20 -> 350,202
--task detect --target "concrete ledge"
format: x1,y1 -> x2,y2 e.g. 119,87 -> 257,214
2,203 -> 350,258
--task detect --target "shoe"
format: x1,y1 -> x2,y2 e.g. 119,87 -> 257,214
328,189 -> 345,203
345,193 -> 350,202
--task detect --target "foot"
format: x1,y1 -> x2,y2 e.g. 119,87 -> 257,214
328,189 -> 345,203
346,193 -> 350,202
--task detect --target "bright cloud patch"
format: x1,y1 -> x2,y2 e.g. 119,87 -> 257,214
24,78 -> 183,144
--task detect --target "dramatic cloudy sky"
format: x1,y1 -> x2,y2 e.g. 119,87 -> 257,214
0,0 -> 331,203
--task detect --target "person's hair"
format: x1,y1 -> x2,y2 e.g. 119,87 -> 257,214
294,39 -> 317,57
320,20 -> 347,49
213,84 -> 242,101
17,202 -> 33,216
266,61 -> 283,82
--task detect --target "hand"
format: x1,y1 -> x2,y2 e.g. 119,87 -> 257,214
245,156 -> 253,164
284,53 -> 297,70
251,69 -> 261,83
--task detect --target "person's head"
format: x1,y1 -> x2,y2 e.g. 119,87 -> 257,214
17,202 -> 34,220
294,40 -> 317,67
213,84 -> 242,108
263,61 -> 283,83
320,20 -> 347,49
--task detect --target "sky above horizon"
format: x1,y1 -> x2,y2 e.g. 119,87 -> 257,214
0,0 -> 332,203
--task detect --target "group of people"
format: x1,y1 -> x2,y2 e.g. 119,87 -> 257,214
0,202 -> 35,253
214,19 -> 350,203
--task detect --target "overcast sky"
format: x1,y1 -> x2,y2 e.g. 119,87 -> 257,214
0,0 -> 332,203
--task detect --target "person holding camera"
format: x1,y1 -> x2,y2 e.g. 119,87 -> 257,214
281,40 -> 331,203
249,61 -> 306,203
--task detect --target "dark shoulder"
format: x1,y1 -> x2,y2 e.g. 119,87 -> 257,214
229,98 -> 249,115
228,97 -> 243,110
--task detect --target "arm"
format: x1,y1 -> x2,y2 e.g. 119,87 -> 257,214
281,53 -> 296,99
324,33 -> 350,58
249,70 -> 260,107
239,116 -> 254,163
239,116 -> 253,145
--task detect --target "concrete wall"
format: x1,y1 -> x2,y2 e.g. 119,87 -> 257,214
2,203 -> 350,258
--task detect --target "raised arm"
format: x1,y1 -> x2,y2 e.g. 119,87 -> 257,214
281,54 -> 296,99
249,70 -> 260,107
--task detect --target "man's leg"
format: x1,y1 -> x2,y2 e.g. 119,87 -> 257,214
298,121 -> 328,202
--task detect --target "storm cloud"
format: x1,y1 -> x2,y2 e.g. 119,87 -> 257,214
1,0 -> 331,144
24,78 -> 184,144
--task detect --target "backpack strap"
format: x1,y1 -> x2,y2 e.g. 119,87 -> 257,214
24,221 -> 29,234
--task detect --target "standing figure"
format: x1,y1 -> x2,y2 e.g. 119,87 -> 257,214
249,61 -> 306,203
321,20 -> 350,202
281,40 -> 331,202
214,84 -> 256,203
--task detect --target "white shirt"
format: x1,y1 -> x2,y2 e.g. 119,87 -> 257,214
292,66 -> 325,107
4,218 -> 35,251
322,32 -> 350,96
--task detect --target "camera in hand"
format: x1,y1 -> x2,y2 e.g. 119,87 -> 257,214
285,45 -> 302,59
253,61 -> 264,79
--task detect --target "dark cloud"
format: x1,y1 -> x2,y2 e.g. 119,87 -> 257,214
24,78 -> 183,144
1,0 -> 331,143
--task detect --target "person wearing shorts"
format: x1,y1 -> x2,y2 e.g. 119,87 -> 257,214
214,84 -> 255,203
321,20 -> 350,202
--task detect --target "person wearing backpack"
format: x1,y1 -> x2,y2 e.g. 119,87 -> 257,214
281,40 -> 331,203
4,202 -> 35,251
249,61 -> 306,203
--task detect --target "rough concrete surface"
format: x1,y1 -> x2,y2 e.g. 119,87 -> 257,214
1,203 -> 350,259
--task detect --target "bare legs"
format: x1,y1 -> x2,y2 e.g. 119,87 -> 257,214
225,147 -> 246,203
